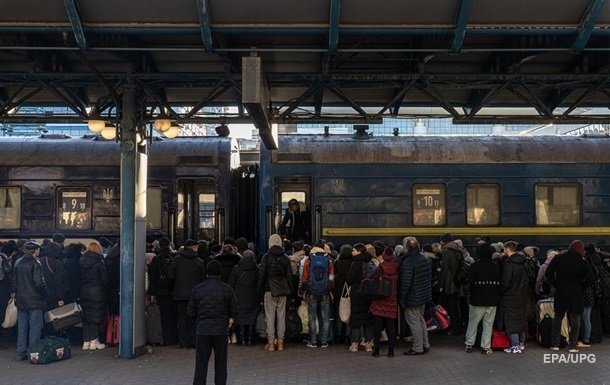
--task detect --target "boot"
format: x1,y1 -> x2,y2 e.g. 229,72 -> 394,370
89,339 -> 106,350
264,341 -> 275,352
364,341 -> 374,352
388,347 -> 394,358
349,342 -> 359,352
277,339 -> 284,351
237,326 -> 246,346
372,346 -> 380,357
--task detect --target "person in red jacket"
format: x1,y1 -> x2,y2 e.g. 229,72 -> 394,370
369,247 -> 400,357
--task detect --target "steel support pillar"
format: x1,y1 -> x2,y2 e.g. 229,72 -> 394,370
119,85 -> 147,358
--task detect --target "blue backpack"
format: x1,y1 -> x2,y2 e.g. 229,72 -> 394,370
306,254 -> 330,295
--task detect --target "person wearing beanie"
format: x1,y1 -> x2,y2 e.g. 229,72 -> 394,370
545,240 -> 594,353
169,239 -> 206,349
52,233 -> 66,247
464,243 -> 501,354
188,260 -> 237,385
369,247 -> 400,357
257,233 -> 292,352
228,249 -> 260,346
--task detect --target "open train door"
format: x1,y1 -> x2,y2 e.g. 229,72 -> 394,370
272,178 -> 313,245
174,179 -> 220,247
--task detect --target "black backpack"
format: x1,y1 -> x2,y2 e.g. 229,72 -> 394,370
537,314 -> 553,348
285,302 -> 303,339
591,264 -> 610,300
157,251 -> 175,283
453,252 -> 470,287
523,255 -> 540,291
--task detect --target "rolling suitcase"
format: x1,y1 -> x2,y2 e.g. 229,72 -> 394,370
106,314 -> 120,346
44,302 -> 83,332
537,298 -> 569,342
145,304 -> 163,345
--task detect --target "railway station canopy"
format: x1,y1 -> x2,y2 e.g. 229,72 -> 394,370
2,0 -> 610,146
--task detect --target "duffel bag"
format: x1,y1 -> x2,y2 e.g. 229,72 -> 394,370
27,336 -> 71,364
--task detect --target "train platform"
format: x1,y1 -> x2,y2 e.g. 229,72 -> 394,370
0,332 -> 609,385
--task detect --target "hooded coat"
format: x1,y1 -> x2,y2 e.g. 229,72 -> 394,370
439,241 -> 464,295
370,253 -> 400,319
168,248 -> 206,301
79,251 -> 108,324
228,257 -> 260,325
39,242 -> 68,311
499,251 -> 528,333
545,241 -> 595,314
346,251 -> 375,328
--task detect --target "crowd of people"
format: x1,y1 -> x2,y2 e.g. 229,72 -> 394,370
1,227 -> 609,383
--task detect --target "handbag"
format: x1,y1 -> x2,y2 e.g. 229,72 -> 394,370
269,277 -> 291,297
2,298 -> 17,328
424,303 -> 450,331
338,283 -> 351,323
357,275 -> 393,301
255,308 -> 267,337
491,329 -> 511,350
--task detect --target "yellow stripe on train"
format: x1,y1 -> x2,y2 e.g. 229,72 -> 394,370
322,227 -> 610,237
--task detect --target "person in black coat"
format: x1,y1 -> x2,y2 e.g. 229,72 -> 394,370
464,243 -> 501,354
545,240 -> 595,352
79,241 -> 108,350
188,260 -> 238,385
228,250 -> 259,346
499,241 -> 528,353
215,245 -> 241,284
62,243 -> 85,304
333,244 -> 353,344
345,243 -> 375,352
149,237 -> 178,346
169,239 -> 206,349
279,198 -> 310,243
39,242 -> 68,312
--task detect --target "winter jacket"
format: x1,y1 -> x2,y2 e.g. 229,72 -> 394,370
215,252 -> 241,284
62,244 -> 83,303
467,258 -> 500,307
439,242 -> 463,295
79,251 -> 107,324
346,251 -> 375,328
545,250 -> 595,313
148,248 -> 177,297
257,245 -> 292,297
168,248 -> 206,301
12,254 -> 47,311
370,254 -> 400,319
332,253 -> 353,311
398,250 -> 432,308
499,251 -> 528,333
188,276 -> 238,336
228,257 -> 260,325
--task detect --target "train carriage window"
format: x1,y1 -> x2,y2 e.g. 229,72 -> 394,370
147,187 -> 162,229
412,184 -> 446,226
198,193 -> 216,240
466,184 -> 500,226
535,184 -> 581,226
57,188 -> 91,230
0,187 -> 21,230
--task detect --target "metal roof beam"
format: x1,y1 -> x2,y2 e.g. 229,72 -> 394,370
453,116 -> 610,125
451,0 -> 472,53
572,0 -> 605,54
328,0 -> 342,54
506,86 -> 553,117
325,80 -> 369,118
417,84 -> 461,119
465,84 -> 509,117
374,80 -> 416,119
40,81 -> 87,118
196,0 -> 213,53
279,81 -> 322,120
560,81 -> 607,117
63,0 -> 87,50
186,80 -> 231,117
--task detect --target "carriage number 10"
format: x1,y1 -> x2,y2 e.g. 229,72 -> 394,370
418,195 -> 440,208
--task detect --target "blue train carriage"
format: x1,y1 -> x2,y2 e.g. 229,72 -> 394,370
0,135 -> 240,248
258,133 -> 610,253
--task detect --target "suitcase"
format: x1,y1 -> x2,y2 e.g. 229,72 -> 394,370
106,314 -> 120,346
27,336 -> 71,364
491,329 -> 510,350
44,302 -> 83,332
145,304 -> 163,345
537,298 -> 569,340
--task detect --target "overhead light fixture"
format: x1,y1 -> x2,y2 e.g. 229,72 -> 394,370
164,122 -> 181,139
101,123 -> 117,140
87,113 -> 106,133
153,112 -> 171,132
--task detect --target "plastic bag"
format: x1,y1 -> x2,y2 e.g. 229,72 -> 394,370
2,298 -> 17,328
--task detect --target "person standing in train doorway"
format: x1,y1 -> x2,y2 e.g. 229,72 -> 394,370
279,198 -> 311,243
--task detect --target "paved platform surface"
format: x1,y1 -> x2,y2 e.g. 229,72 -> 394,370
0,333 -> 609,385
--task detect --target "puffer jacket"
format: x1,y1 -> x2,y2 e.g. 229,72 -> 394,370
168,248 -> 206,301
369,254 -> 400,319
346,251 -> 375,328
188,276 -> 238,336
499,251 -> 528,333
12,254 -> 47,311
228,257 -> 260,325
79,251 -> 107,324
399,250 -> 432,308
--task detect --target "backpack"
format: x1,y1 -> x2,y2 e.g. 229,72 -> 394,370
591,264 -> 610,300
157,252 -> 174,282
306,254 -> 330,295
537,314 -> 553,348
453,252 -> 470,287
523,255 -> 540,291
362,260 -> 376,279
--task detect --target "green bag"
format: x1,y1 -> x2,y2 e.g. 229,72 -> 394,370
27,336 -> 71,364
